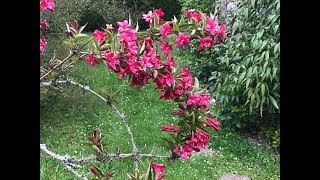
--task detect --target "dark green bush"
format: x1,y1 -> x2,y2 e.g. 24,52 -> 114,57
177,0 -> 280,148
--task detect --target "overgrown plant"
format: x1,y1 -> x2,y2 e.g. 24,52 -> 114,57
40,0 -> 227,178
178,0 -> 280,140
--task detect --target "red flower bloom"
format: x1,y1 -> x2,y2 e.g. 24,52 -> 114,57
187,93 -> 201,106
130,70 -> 151,88
151,163 -> 166,180
155,8 -> 165,19
103,52 -> 119,71
121,29 -> 137,42
154,73 -> 175,89
175,32 -> 191,47
160,42 -> 173,56
40,0 -> 55,13
205,118 -> 221,131
163,56 -> 176,73
40,19 -> 48,29
198,36 -> 214,50
143,11 -> 154,23
196,128 -> 210,149
160,23 -> 173,39
117,20 -> 131,33
184,9 -> 202,22
40,36 -> 47,54
93,30 -> 107,45
162,125 -> 180,133
85,54 -> 100,67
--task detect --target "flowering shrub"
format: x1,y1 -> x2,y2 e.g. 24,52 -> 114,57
41,1 -> 227,178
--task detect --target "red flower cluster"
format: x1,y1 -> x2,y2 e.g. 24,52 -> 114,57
151,163 -> 166,180
40,0 -> 55,13
173,129 -> 210,160
81,8 -> 224,162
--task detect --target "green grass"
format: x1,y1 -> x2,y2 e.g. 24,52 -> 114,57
40,35 -> 279,179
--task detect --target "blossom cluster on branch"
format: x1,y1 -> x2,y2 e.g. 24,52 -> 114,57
64,8 -> 225,162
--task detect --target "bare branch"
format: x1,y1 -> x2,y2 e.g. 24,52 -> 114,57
40,144 -> 88,180
41,80 -> 140,172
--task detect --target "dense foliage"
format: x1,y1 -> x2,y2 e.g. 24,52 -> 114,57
43,0 -> 182,34
177,0 -> 280,148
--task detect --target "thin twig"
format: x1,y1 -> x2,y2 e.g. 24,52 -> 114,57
40,52 -> 75,81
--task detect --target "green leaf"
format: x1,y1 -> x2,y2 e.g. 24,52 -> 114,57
193,77 -> 199,91
135,21 -> 139,32
265,51 -> 269,61
251,0 -> 255,8
261,83 -> 265,97
268,95 -> 279,109
78,23 -> 87,34
246,78 -> 251,89
74,33 -> 88,43
154,10 -> 159,28
139,39 -> 146,55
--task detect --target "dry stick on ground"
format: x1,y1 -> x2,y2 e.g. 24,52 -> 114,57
40,80 -> 170,175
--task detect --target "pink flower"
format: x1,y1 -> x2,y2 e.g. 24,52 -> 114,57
219,24 -> 227,41
160,85 -> 184,100
117,20 -> 131,33
180,144 -> 193,160
160,42 -> 173,56
160,23 -> 173,39
198,94 -> 211,107
205,18 -> 224,36
127,60 -> 140,74
175,32 -> 191,47
163,56 -> 176,73
40,36 -> 47,54
205,118 -> 221,131
40,19 -> 48,29
184,9 -> 202,22
154,73 -> 175,89
121,29 -> 137,42
172,146 -> 179,153
40,0 -> 55,13
162,125 -> 180,133
187,93 -> 201,106
151,163 -> 166,180
130,71 -> 151,88
85,54 -> 100,67
93,30 -> 107,45
106,24 -> 114,31
196,128 -> 210,149
103,52 -> 119,71
143,11 -> 154,23
155,8 -> 165,19
198,36 -> 214,50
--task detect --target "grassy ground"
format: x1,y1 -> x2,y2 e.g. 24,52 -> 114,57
40,36 -> 280,179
